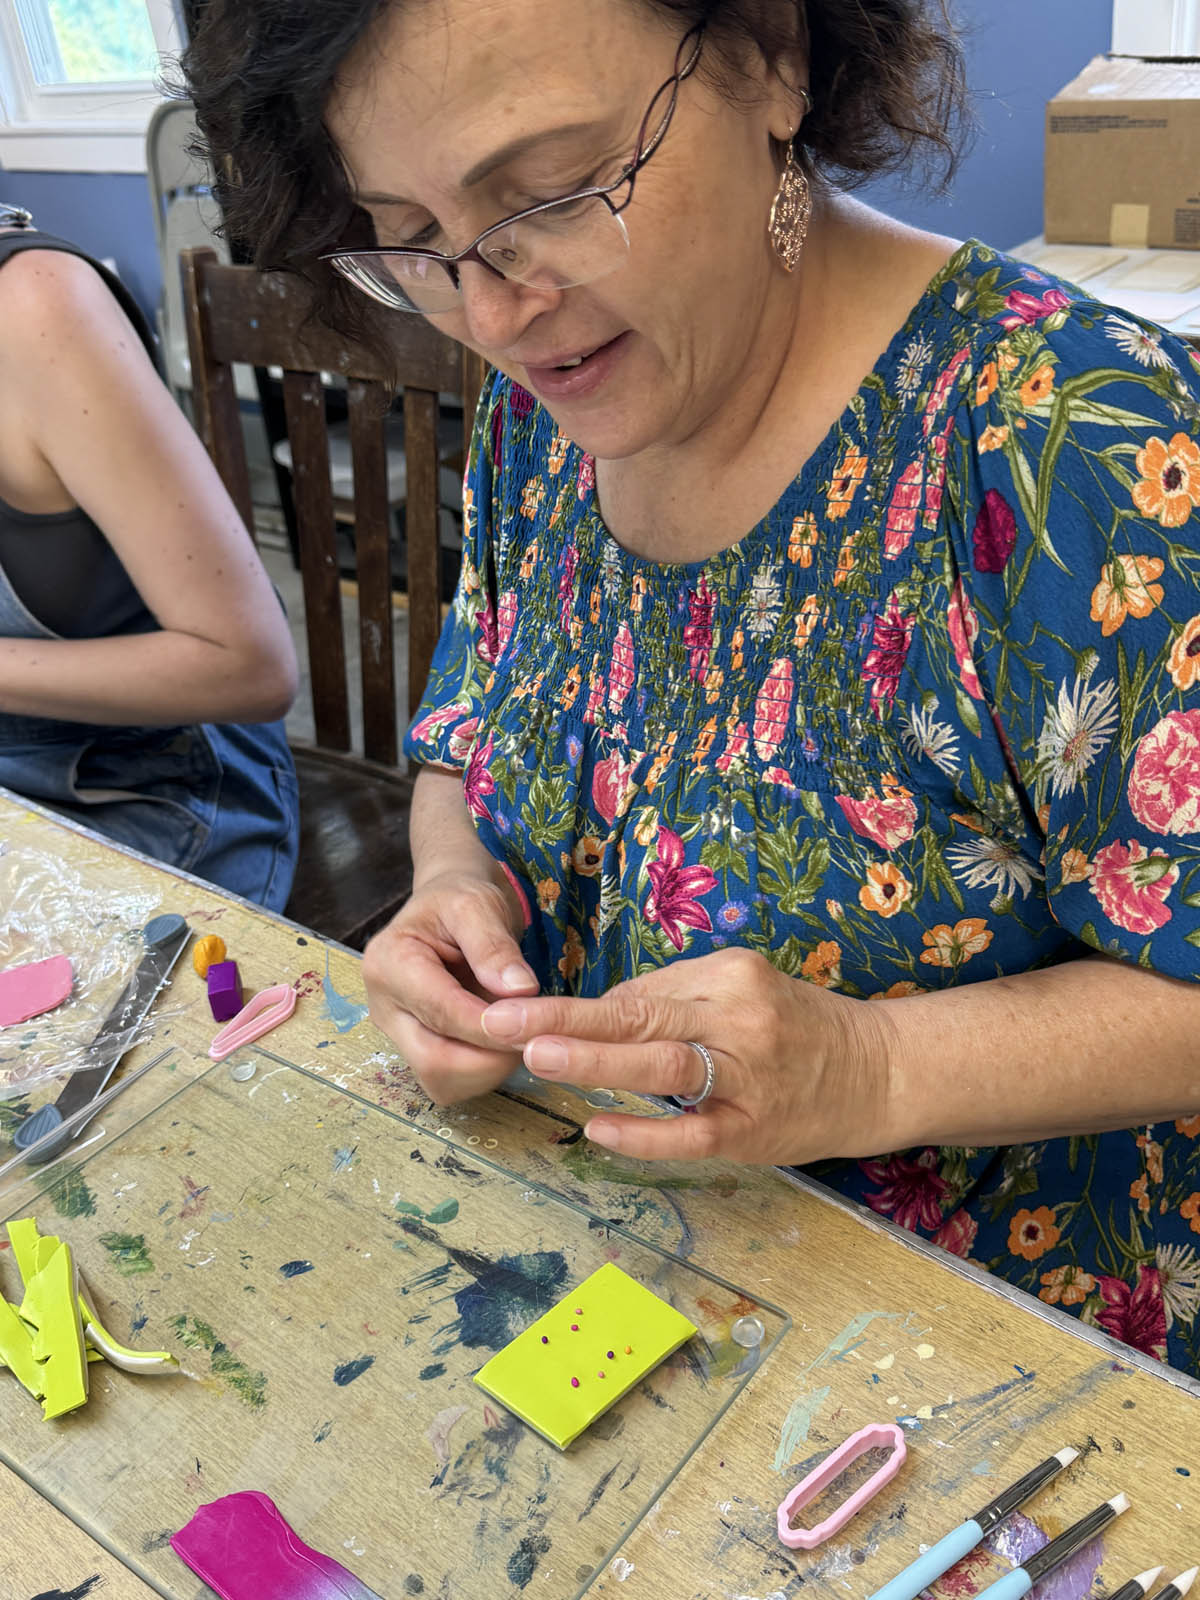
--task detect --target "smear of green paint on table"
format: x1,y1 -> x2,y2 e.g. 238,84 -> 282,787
394,1199 -> 423,1218
169,1313 -> 268,1409
0,1099 -> 30,1135
98,1232 -> 154,1275
561,1141 -> 708,1191
49,1169 -> 96,1219
426,1198 -> 459,1224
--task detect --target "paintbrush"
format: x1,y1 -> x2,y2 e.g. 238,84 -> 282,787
971,1493 -> 1130,1600
1146,1571 -> 1200,1600
867,1447 -> 1080,1600
1104,1569 -> 1164,1600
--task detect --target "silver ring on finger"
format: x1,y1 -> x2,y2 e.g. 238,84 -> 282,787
669,1040 -> 716,1110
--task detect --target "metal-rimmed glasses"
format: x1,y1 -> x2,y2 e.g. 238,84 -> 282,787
321,25 -> 704,315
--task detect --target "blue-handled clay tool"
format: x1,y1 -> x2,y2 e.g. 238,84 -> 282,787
12,913 -> 189,1164
971,1492 -> 1130,1600
0,1048 -> 171,1197
867,1447 -> 1079,1600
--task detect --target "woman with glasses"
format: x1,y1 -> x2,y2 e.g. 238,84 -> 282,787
186,0 -> 1200,1369
0,206 -> 300,908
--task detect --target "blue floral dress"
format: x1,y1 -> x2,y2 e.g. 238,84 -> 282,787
405,239 -> 1200,1373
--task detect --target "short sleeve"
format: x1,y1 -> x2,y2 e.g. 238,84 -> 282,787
402,370 -> 505,771
951,308 -> 1200,975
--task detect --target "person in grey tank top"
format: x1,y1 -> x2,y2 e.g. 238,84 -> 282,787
0,206 -> 301,910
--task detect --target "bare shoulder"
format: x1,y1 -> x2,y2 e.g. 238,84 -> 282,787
823,197 -> 963,341
0,246 -> 140,363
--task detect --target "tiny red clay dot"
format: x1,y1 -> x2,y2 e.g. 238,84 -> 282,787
571,1377 -> 579,1388
571,1323 -> 579,1331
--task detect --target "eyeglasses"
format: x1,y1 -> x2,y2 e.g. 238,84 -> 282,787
322,25 -> 704,315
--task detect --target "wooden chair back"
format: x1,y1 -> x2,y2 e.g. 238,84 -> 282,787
181,245 -> 486,767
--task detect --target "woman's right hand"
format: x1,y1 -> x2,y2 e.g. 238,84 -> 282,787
362,869 -> 540,1104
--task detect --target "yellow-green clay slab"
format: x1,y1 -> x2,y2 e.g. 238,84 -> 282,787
474,1262 -> 697,1450
0,1292 -> 42,1397
10,1223 -> 175,1375
22,1241 -> 88,1420
6,1217 -> 54,1288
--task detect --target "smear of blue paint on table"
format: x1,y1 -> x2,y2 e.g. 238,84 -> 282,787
322,950 -> 369,1033
280,1260 -> 314,1278
773,1309 -> 902,1472
333,1355 -> 375,1386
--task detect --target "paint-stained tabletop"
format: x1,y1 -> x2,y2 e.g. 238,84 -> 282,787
1,788 -> 1199,1600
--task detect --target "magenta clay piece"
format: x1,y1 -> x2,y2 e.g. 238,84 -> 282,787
171,1490 -> 384,1600
0,954 -> 73,1026
776,1422 -> 907,1551
206,960 -> 242,1022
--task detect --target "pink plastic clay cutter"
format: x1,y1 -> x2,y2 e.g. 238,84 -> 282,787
776,1421 -> 907,1551
208,983 -> 297,1061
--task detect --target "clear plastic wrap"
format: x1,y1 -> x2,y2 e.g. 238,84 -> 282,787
0,840 -> 167,1100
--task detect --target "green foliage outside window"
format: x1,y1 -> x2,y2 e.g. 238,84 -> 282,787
43,0 -> 159,83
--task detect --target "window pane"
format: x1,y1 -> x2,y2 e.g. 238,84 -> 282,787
16,0 -> 159,86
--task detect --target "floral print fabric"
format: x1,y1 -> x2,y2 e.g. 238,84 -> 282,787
405,240 -> 1200,1372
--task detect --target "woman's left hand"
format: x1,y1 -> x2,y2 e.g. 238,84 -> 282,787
480,948 -> 896,1164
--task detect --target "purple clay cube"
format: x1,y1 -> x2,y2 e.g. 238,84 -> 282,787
207,960 -> 242,1022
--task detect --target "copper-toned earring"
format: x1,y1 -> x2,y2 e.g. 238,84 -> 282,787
768,142 -> 812,272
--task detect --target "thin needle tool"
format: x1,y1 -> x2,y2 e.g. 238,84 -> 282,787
868,1447 -> 1080,1600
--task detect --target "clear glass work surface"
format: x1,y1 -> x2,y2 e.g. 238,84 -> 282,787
0,1055 -> 789,1599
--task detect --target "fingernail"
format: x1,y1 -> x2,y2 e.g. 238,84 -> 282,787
501,963 -> 534,992
585,1119 -> 621,1152
526,1039 -> 568,1075
482,1000 -> 526,1040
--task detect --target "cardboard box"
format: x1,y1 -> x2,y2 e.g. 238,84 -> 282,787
1045,55 -> 1200,251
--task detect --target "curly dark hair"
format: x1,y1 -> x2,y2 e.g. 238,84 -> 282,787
181,0 -> 970,343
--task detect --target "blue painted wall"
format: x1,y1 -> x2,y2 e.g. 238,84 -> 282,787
0,168 -> 159,320
0,0 -> 1114,327
860,0 -> 1113,250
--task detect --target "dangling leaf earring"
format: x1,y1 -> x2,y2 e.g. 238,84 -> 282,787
768,90 -> 813,272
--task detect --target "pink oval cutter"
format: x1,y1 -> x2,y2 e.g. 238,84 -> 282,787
777,1422 -> 907,1550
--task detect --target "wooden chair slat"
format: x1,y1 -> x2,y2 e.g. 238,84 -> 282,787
403,386 -> 440,720
180,246 -> 484,946
282,368 -> 351,753
199,261 -> 462,391
181,249 -> 255,535
347,378 -> 398,767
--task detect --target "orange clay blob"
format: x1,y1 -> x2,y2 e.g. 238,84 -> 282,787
192,935 -> 227,979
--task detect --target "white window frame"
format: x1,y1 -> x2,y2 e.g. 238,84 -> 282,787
1111,0 -> 1200,55
0,0 -> 181,173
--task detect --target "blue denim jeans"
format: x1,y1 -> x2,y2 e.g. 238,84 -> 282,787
0,558 -> 299,911
0,714 -> 299,912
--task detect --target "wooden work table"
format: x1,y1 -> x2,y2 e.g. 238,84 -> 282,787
1,787 -> 1197,1600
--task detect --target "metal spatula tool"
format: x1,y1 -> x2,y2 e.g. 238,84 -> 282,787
12,912 -> 190,1163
